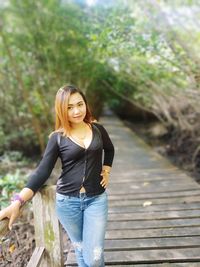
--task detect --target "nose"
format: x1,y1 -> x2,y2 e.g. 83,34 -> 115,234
73,106 -> 81,115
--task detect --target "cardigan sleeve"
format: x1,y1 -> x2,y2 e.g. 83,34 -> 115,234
94,122 -> 115,167
25,132 -> 59,193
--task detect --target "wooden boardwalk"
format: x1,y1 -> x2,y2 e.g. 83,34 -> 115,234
66,111 -> 200,266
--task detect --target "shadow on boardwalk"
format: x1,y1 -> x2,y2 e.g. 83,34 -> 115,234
67,110 -> 200,267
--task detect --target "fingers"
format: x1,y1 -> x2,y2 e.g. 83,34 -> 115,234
0,208 -> 12,230
0,208 -> 9,221
100,176 -> 108,188
0,211 -> 4,221
0,205 -> 20,231
8,214 -> 16,230
101,179 -> 106,187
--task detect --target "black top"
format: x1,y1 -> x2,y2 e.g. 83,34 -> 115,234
25,123 -> 115,196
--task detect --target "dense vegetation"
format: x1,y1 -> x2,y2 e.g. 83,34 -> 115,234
0,0 -> 200,203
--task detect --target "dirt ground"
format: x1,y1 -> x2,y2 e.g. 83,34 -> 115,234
0,209 -> 70,267
0,214 -> 35,267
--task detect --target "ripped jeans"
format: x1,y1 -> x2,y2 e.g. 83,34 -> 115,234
55,191 -> 108,267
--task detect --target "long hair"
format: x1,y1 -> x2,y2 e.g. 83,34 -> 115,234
53,84 -> 93,137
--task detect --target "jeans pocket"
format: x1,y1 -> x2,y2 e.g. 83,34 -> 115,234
56,193 -> 69,203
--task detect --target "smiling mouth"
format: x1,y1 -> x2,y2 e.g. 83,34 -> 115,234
74,115 -> 82,118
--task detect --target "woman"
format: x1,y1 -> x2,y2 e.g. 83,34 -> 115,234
0,85 -> 115,267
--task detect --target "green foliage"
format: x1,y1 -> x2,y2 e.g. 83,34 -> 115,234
0,0 -> 199,154
0,0 -> 109,153
0,170 -> 26,208
87,0 -> 199,114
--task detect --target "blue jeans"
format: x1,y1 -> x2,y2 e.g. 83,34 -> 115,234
55,191 -> 108,267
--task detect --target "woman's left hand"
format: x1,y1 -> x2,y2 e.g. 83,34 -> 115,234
100,170 -> 109,188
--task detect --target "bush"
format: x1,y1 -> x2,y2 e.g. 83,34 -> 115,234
0,170 -> 26,208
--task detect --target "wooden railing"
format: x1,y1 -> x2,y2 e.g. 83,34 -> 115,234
26,185 -> 64,267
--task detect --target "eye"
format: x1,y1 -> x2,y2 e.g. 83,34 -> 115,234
68,106 -> 73,110
78,103 -> 84,106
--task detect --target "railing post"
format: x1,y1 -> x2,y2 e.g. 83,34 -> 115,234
32,185 -> 64,267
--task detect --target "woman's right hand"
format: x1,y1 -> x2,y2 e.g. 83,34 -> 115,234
0,201 -> 21,230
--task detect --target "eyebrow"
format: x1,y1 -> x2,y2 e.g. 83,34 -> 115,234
68,100 -> 84,106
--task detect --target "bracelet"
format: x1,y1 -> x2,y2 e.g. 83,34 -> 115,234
11,194 -> 25,206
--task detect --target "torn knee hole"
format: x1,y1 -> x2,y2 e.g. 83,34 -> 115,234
93,247 -> 103,261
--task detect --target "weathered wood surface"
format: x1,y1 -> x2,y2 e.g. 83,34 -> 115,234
26,247 -> 45,267
66,111 -> 200,266
32,185 -> 64,267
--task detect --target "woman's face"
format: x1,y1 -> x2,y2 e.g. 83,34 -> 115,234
67,93 -> 87,125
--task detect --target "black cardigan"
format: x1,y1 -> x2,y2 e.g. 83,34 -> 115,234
25,123 -> 115,197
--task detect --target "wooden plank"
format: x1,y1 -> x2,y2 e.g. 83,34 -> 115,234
122,168 -> 185,174
68,237 -> 200,252
110,173 -> 194,182
106,226 -> 200,239
107,184 -> 200,194
26,247 -> 45,267
109,203 -> 200,213
108,180 -> 198,191
107,218 -> 200,230
108,209 -> 200,221
112,162 -> 177,171
111,167 -> 189,174
110,174 -> 190,182
110,177 -> 197,186
109,177 -> 189,183
112,173 -> 185,182
104,236 -> 200,250
108,189 -> 200,200
109,196 -> 200,211
103,248 -> 200,264
33,186 -> 64,267
112,169 -> 186,175
66,248 -> 200,265
112,164 -> 177,173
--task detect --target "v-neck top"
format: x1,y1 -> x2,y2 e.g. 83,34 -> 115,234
25,123 -> 115,197
68,124 -> 93,150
